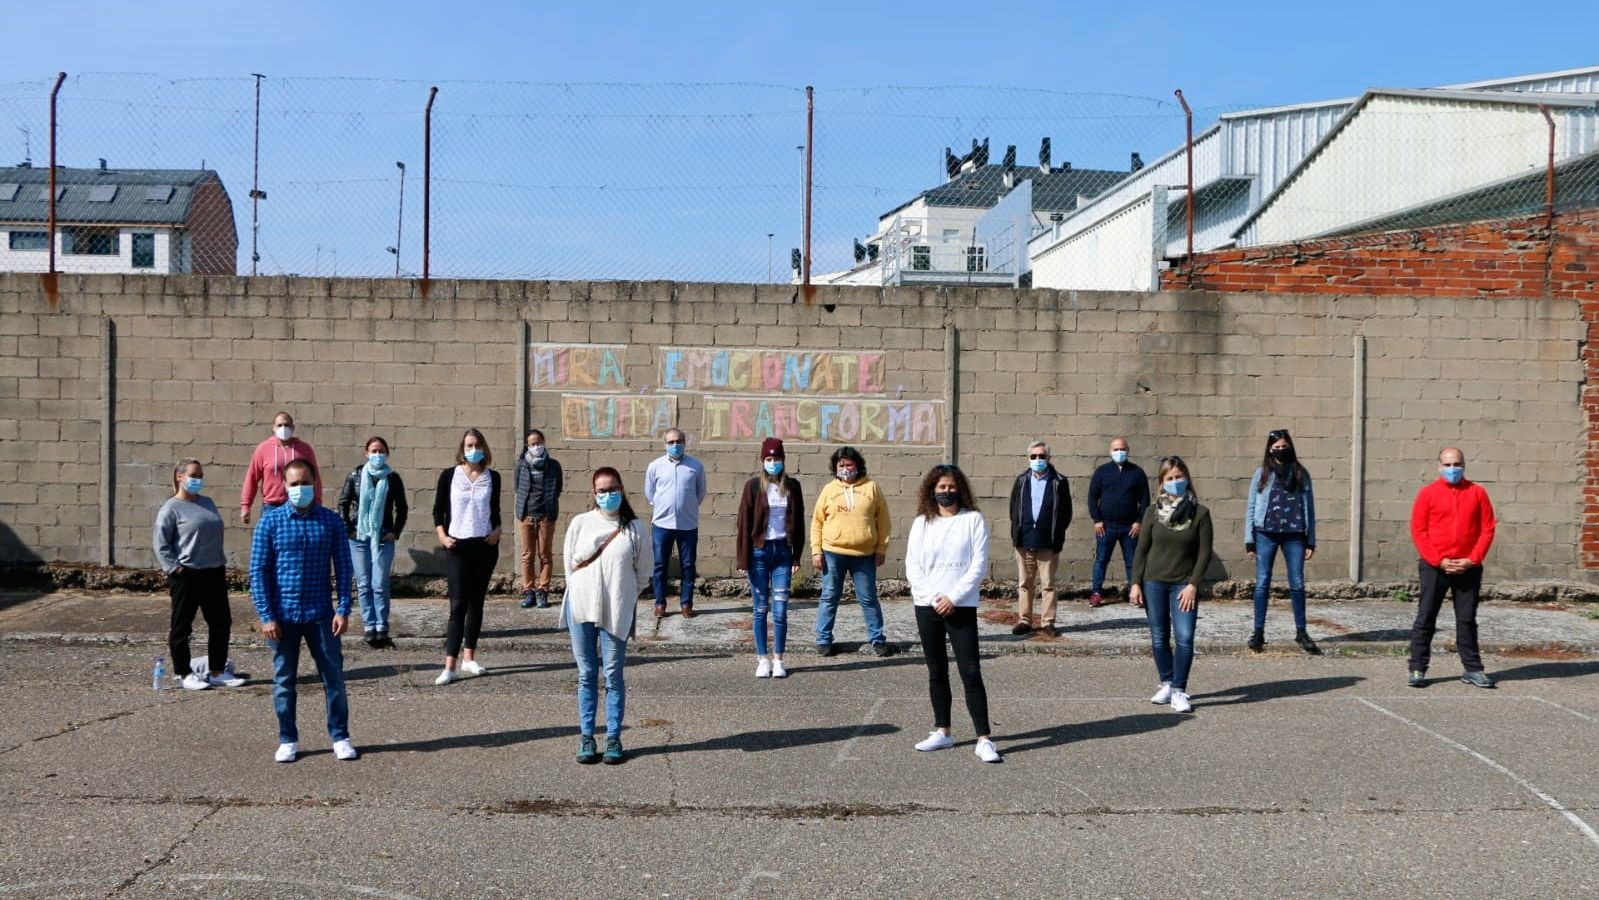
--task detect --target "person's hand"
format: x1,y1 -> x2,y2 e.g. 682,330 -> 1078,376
790,564 -> 800,577
1129,584 -> 1144,607
240,510 -> 251,525
736,568 -> 746,575
1305,547 -> 1315,561
1129,523 -> 1141,538
811,554 -> 823,571
1246,545 -> 1255,558
261,621 -> 280,642
874,552 -> 886,567
438,528 -> 457,550
173,565 -> 185,575
1093,522 -> 1106,537
331,615 -> 348,637
1178,584 -> 1198,612
933,595 -> 955,616
486,528 -> 502,547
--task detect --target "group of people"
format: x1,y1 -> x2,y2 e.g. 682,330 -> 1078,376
152,410 -> 1499,766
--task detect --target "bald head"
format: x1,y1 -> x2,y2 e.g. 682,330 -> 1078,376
1439,447 -> 1465,466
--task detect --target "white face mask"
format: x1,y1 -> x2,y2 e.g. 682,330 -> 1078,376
274,425 -> 294,442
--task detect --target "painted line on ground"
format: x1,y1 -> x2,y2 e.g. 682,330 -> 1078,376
1529,695 -> 1598,724
835,696 -> 886,763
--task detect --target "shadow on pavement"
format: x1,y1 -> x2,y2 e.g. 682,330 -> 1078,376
1001,712 -> 1185,756
364,724 -> 582,754
628,723 -> 900,758
1188,675 -> 1365,706
1323,629 -> 1412,643
1488,659 -> 1599,682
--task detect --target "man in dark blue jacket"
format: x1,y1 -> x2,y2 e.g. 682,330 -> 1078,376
1008,440 -> 1071,636
1087,436 -> 1150,607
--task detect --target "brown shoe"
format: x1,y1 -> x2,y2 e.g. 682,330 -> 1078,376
681,606 -> 695,619
1041,624 -> 1059,638
654,604 -> 667,618
1088,593 -> 1104,608
1010,622 -> 1033,636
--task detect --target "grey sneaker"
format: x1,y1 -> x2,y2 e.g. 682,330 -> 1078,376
1461,670 -> 1495,689
1408,670 -> 1427,688
871,642 -> 894,658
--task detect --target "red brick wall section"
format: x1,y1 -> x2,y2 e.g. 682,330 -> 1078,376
185,174 -> 239,276
1163,209 -> 1599,568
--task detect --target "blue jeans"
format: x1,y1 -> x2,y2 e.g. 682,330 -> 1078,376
1253,531 -> 1308,631
651,526 -> 699,609
268,619 -> 349,744
349,538 -> 395,634
568,619 -> 627,737
1143,580 -> 1198,691
1092,525 -> 1137,594
749,540 -> 793,657
816,551 -> 885,646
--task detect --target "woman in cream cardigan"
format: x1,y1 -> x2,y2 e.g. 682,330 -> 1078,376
562,466 -> 653,765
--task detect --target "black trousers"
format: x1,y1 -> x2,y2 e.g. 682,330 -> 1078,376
915,605 -> 991,735
168,566 -> 230,675
1409,561 -> 1484,673
445,537 -> 499,656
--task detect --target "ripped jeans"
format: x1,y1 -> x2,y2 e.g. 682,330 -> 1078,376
749,539 -> 793,657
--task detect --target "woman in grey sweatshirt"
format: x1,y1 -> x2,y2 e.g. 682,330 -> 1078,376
153,458 -> 242,691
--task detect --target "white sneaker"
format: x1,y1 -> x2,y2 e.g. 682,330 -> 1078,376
771,659 -> 788,679
332,739 -> 358,761
1150,683 -> 1173,705
179,672 -> 210,691
914,730 -> 955,752
434,668 -> 456,686
207,672 -> 246,688
274,742 -> 298,763
460,660 -> 487,676
1170,691 -> 1193,713
756,658 -> 772,678
974,738 -> 1002,763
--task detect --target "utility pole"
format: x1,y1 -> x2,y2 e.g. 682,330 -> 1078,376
249,74 -> 267,275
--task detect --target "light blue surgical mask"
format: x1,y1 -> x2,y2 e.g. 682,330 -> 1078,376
366,453 -> 387,469
1163,479 -> 1188,497
1111,450 -> 1128,465
666,443 -> 685,460
764,460 -> 784,476
1441,466 -> 1464,485
595,490 -> 622,512
464,448 -> 485,465
1029,458 -> 1049,474
287,484 -> 315,509
183,477 -> 204,495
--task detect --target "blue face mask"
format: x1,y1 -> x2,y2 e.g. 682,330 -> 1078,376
183,477 -> 204,495
666,443 -> 685,460
1111,450 -> 1128,465
464,448 -> 485,465
1163,479 -> 1188,497
764,460 -> 784,476
367,453 -> 387,469
1029,458 -> 1049,474
595,490 -> 622,513
287,484 -> 315,509
1441,465 -> 1464,485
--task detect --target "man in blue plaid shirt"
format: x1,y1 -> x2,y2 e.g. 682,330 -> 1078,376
250,459 -> 358,763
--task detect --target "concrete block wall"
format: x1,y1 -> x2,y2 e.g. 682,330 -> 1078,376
0,272 -> 1587,584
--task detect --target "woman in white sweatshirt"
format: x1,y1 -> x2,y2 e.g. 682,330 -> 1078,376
562,466 -> 653,765
905,464 -> 1000,764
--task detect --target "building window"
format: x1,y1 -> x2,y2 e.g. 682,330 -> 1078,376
131,233 -> 155,269
966,245 -> 987,272
65,227 -> 119,256
8,231 -> 48,251
911,245 -> 931,271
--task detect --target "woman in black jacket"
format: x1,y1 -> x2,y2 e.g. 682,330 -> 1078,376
432,428 -> 502,685
337,436 -> 408,647
734,438 -> 805,678
515,429 -> 564,609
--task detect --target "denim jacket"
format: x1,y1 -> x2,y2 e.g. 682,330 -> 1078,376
1245,467 -> 1316,549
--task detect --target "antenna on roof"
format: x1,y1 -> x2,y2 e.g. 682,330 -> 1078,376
1039,137 -> 1051,175
18,126 -> 30,166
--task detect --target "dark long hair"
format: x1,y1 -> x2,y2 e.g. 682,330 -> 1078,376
915,464 -> 978,521
829,445 -> 867,477
591,466 -> 638,526
1258,428 -> 1307,493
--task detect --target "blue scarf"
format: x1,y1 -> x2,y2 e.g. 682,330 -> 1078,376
356,458 -> 391,557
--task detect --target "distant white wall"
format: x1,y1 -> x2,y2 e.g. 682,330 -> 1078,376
0,226 -> 177,274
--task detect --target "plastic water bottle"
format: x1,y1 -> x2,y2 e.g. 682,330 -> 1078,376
153,657 -> 166,692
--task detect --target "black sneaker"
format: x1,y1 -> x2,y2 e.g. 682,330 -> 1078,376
871,642 -> 894,658
1461,670 -> 1496,689
817,644 -> 836,657
375,633 -> 393,648
520,591 -> 537,609
1011,622 -> 1033,636
1041,624 -> 1059,638
603,736 -> 625,765
1295,630 -> 1321,655
576,735 -> 599,764
1408,670 -> 1427,688
535,590 -> 550,609
364,632 -> 380,648
1247,629 -> 1265,652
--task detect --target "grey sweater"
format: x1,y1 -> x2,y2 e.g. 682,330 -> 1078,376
154,496 -> 226,574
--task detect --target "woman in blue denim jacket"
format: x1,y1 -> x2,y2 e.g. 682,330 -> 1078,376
1245,428 -> 1319,654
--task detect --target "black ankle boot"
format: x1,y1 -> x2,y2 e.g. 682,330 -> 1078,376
1247,629 -> 1265,652
1295,630 -> 1321,655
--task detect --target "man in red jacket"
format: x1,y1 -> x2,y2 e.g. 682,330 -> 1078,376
1408,447 -> 1497,689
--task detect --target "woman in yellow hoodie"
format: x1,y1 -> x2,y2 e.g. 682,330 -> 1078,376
809,446 -> 893,657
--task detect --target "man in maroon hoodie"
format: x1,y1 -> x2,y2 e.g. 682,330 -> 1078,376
1408,447 -> 1497,689
241,411 -> 323,524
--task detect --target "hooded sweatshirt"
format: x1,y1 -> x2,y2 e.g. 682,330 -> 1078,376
809,476 -> 891,557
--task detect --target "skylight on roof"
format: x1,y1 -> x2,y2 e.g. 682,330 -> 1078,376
0,183 -> 17,202
87,185 -> 117,203
36,186 -> 64,202
144,186 -> 173,203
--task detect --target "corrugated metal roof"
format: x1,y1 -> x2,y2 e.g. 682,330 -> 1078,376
1442,65 -> 1599,94
882,163 -> 1126,219
0,166 -> 221,225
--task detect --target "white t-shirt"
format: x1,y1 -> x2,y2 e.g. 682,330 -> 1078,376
764,482 -> 788,541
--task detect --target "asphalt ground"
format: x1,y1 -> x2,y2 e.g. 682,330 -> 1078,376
2,632 -> 1597,898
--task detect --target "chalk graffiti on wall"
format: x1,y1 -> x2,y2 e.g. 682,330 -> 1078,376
560,393 -> 678,441
699,395 -> 942,446
659,347 -> 886,395
529,343 -> 628,391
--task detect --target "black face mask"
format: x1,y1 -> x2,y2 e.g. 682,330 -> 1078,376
1271,447 -> 1295,465
934,491 -> 959,508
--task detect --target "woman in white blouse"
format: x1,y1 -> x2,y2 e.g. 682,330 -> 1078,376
562,466 -> 653,765
905,464 -> 1000,763
432,428 -> 502,685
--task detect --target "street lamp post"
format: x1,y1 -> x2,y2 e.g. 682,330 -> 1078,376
392,161 -> 406,277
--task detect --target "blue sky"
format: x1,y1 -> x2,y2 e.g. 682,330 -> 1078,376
4,1 -> 1597,280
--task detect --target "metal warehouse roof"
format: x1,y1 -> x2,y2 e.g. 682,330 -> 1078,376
0,166 -> 222,226
882,163 -> 1127,219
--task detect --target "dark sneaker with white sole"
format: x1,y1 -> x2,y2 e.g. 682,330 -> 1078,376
1408,670 -> 1427,688
1460,670 -> 1495,689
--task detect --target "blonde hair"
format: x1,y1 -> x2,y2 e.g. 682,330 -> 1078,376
1155,455 -> 1197,500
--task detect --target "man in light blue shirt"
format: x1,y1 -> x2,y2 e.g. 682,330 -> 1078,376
644,428 -> 707,618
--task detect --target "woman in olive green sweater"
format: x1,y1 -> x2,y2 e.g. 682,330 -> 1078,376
1129,456 -> 1213,714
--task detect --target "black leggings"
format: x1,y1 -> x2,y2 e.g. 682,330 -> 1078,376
915,605 -> 991,735
168,566 -> 230,675
445,537 -> 499,656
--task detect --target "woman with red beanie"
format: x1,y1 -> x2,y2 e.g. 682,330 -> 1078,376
735,438 -> 806,678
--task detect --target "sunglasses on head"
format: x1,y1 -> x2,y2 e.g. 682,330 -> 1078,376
1268,429 -> 1291,441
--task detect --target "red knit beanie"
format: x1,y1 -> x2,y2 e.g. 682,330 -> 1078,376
760,438 -> 785,459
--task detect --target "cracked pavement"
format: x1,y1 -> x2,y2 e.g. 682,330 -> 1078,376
1,627 -> 1597,897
